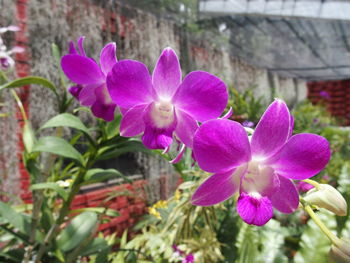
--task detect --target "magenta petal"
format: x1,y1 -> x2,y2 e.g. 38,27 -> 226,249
61,55 -> 104,85
100,43 -> 118,76
91,100 -> 116,122
191,169 -> 238,206
270,175 -> 299,213
193,119 -> 251,173
172,71 -> 228,122
269,133 -> 331,180
174,109 -> 198,148
289,115 -> 294,138
77,36 -> 86,57
251,99 -> 291,159
107,60 -> 155,108
142,126 -> 173,149
78,84 -> 98,106
69,41 -> 77,54
141,103 -> 177,149
169,144 -> 186,164
152,47 -> 181,99
69,85 -> 82,99
120,104 -> 147,137
236,193 -> 273,226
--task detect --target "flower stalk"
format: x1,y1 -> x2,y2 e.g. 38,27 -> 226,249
303,204 -> 338,243
302,179 -> 321,190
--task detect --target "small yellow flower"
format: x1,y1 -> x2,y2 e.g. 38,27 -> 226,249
174,189 -> 181,201
148,207 -> 161,219
153,200 -> 168,209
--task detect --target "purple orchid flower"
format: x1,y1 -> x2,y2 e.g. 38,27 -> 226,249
106,47 -> 228,152
61,36 -> 117,121
183,254 -> 194,263
191,99 -> 330,226
242,120 -> 254,128
320,90 -> 330,100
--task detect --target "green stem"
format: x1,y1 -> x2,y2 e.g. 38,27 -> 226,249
35,149 -> 97,262
304,205 -> 338,243
302,179 -> 321,190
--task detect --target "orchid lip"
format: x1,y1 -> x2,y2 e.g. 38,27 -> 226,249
150,100 -> 175,128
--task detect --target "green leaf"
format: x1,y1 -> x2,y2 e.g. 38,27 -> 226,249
23,122 -> 36,153
57,212 -> 98,252
0,76 -> 58,96
294,210 -> 336,263
97,140 -> 150,160
84,168 -> 130,184
80,238 -> 109,257
70,207 -> 120,217
105,114 -> 122,139
0,249 -> 24,263
235,222 -> 259,263
0,201 -> 31,235
32,136 -> 83,164
30,182 -> 68,200
41,113 -> 90,135
51,43 -> 67,88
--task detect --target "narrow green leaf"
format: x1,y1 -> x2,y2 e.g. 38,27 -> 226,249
30,182 -> 68,200
105,114 -> 122,139
97,140 -> 150,160
23,122 -> 36,153
57,212 -> 98,252
41,113 -> 90,135
84,168 -> 130,184
51,43 -> 67,88
0,76 -> 58,96
0,201 -> 31,235
32,136 -> 83,164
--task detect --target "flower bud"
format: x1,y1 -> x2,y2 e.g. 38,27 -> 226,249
329,238 -> 350,263
304,184 -> 347,216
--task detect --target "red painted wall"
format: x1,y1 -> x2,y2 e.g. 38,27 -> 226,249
307,80 -> 350,125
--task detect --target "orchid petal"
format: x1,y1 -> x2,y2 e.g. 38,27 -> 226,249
270,175 -> 299,213
77,36 -> 86,57
236,193 -> 273,226
78,84 -> 98,106
107,60 -> 155,108
170,144 -> 186,164
174,109 -> 198,148
120,104 -> 147,137
141,103 -> 177,149
172,71 -> 228,122
152,47 -> 181,99
289,115 -> 294,138
69,41 -> 77,54
269,133 -> 331,180
251,99 -> 291,159
193,119 -> 251,173
191,169 -> 238,206
91,100 -> 116,122
100,42 -> 118,76
221,107 -> 233,119
61,55 -> 104,85
68,85 -> 82,99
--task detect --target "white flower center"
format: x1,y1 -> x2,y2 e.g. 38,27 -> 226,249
241,161 -> 275,195
151,101 -> 175,128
